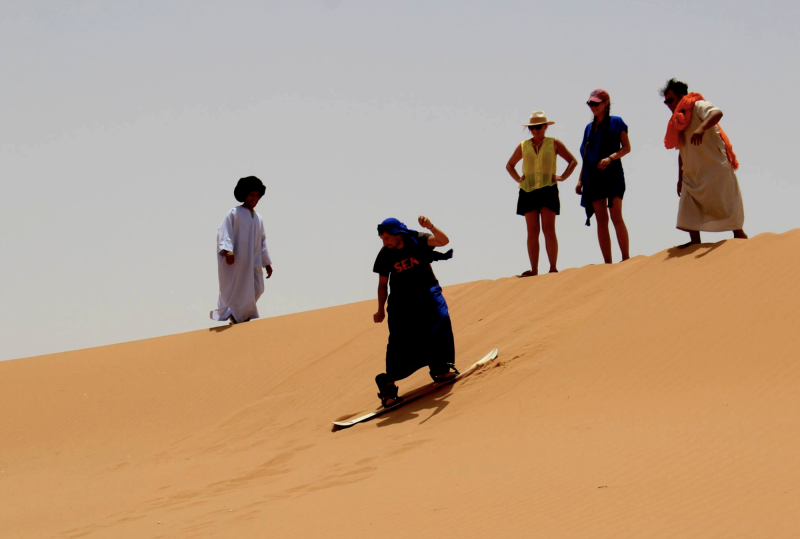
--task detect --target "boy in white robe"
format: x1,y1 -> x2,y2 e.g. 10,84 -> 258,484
210,176 -> 273,324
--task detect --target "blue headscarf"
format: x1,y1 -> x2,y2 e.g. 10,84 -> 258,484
377,218 -> 453,261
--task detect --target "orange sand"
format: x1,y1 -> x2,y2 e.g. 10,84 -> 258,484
2,231 -> 800,538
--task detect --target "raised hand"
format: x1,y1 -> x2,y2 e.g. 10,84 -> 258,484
418,215 -> 434,230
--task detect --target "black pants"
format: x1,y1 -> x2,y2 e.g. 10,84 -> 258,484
377,315 -> 455,387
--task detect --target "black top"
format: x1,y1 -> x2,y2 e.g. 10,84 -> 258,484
373,232 -> 439,294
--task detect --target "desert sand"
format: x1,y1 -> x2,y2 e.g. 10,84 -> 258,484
2,231 -> 800,538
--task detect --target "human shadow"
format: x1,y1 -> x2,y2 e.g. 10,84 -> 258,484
208,325 -> 233,333
374,382 -> 456,428
665,240 -> 724,260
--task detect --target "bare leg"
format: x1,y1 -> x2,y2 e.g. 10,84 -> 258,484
540,207 -> 558,272
609,197 -> 630,261
593,199 -> 612,264
524,211 -> 541,275
733,229 -> 748,239
678,230 -> 701,248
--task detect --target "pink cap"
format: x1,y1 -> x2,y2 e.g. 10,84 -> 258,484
588,89 -> 610,102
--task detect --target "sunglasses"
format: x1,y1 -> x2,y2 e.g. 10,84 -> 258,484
663,97 -> 676,105
586,101 -> 603,107
528,124 -> 545,130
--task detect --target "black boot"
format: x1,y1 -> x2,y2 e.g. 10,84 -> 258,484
430,363 -> 460,383
375,373 -> 401,408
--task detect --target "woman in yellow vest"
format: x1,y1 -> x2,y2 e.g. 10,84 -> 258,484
505,111 -> 578,277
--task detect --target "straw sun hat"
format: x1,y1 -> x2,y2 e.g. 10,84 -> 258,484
523,110 -> 555,127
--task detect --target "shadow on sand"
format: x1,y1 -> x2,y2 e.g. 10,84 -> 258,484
374,382 -> 457,428
208,325 -> 233,333
666,240 -> 725,260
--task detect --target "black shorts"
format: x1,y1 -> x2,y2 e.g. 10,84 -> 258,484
516,184 -> 560,216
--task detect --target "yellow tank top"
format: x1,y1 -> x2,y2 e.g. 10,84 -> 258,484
520,137 -> 557,192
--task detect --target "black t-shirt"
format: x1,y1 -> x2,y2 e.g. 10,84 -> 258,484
373,232 -> 439,294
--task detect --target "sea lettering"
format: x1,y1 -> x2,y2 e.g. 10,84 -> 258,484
393,257 -> 421,273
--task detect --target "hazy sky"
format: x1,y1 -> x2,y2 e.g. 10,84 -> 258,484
2,0 -> 798,362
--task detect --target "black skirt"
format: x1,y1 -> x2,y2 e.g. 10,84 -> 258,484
580,167 -> 626,225
516,184 -> 560,216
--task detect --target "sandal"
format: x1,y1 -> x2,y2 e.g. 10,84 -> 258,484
519,270 -> 537,278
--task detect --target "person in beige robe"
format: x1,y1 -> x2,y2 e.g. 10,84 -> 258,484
661,79 -> 747,247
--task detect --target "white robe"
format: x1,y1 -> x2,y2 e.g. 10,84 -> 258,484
210,206 -> 272,323
677,100 -> 745,232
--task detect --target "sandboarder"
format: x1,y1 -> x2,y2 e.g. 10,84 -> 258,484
372,216 -> 457,407
661,78 -> 747,247
210,176 -> 273,324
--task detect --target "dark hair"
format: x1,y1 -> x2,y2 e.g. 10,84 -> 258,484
660,78 -> 688,97
591,99 -> 611,131
234,175 -> 266,202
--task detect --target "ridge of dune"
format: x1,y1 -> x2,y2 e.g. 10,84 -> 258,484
2,231 -> 800,538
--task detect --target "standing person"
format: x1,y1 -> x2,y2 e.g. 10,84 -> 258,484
661,78 -> 747,246
505,111 -> 578,277
210,176 -> 273,324
576,89 -> 632,263
372,216 -> 457,407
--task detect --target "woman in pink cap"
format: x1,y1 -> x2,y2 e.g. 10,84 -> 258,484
576,89 -> 632,263
506,110 -> 578,277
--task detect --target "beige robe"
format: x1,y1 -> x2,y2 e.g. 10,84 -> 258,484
677,100 -> 745,232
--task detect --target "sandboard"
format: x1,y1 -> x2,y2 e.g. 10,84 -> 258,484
332,348 -> 499,429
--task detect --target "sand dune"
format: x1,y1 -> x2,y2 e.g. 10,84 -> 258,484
2,231 -> 800,538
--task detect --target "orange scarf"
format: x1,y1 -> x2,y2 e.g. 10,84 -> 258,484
664,92 -> 739,170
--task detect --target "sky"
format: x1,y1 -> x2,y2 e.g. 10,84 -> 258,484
2,0 -> 798,362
